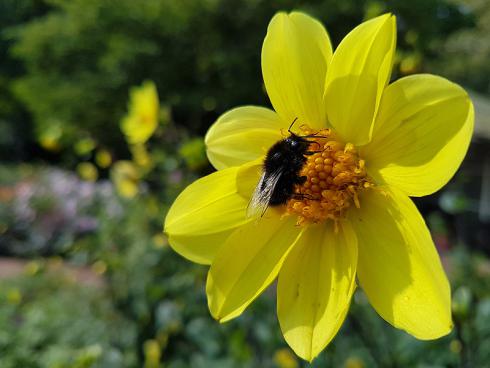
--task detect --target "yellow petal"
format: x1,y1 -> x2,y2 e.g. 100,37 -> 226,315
277,222 -> 357,362
324,14 -> 396,145
362,74 -> 474,196
262,12 -> 333,130
167,230 -> 236,265
349,188 -> 452,339
164,166 -> 251,264
205,106 -> 284,170
206,213 -> 303,322
236,158 -> 264,198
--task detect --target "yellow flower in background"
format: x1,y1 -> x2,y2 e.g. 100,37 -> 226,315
143,339 -> 161,368
6,288 -> 22,305
38,124 -> 63,152
24,260 -> 41,276
152,234 -> 168,249
92,260 -> 107,275
130,143 -> 153,171
95,149 -> 112,168
164,12 -> 473,361
111,161 -> 140,198
344,356 -> 365,368
121,81 -> 159,145
77,162 -> 98,182
74,137 -> 96,156
273,348 -> 298,368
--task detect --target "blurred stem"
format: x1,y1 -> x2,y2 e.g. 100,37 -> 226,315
348,312 -> 395,367
454,317 -> 471,368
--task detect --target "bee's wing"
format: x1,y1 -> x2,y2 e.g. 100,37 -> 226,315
247,168 -> 283,218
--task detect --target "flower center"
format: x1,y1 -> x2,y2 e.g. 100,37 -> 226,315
285,126 -> 372,226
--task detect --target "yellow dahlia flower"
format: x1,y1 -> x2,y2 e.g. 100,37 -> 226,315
164,12 -> 473,361
121,81 -> 159,145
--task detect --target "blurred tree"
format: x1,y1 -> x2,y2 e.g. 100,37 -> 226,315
4,0 -> 473,163
431,0 -> 490,94
0,0 -> 50,160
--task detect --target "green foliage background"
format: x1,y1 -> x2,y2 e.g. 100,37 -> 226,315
0,0 -> 479,161
0,0 -> 489,367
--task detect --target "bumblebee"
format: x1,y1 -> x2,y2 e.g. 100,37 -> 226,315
248,119 -> 322,217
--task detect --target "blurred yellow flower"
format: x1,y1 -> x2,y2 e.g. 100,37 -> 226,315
152,234 -> 168,249
165,12 -> 473,361
450,339 -> 462,354
74,137 -> 96,156
273,348 -> 298,368
344,357 -> 365,368
95,149 -> 112,168
121,81 -> 159,144
111,160 -> 140,198
38,124 -> 62,152
6,288 -> 22,305
130,143 -> 153,170
24,260 -> 41,276
399,53 -> 422,75
92,260 -> 107,275
143,339 -> 161,368
77,162 -> 98,182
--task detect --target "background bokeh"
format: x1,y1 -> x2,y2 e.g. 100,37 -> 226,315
0,0 -> 489,367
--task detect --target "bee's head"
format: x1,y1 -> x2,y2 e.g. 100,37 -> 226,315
285,133 -> 310,153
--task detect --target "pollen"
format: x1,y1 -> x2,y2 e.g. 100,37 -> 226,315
286,126 -> 372,226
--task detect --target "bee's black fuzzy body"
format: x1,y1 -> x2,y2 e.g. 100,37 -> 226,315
261,134 -> 311,205
248,119 -> 324,218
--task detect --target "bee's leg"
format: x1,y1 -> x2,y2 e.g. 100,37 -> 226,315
304,141 -> 326,155
293,179 -> 318,201
302,134 -> 329,139
292,193 -> 319,201
297,175 -> 307,185
301,128 -> 331,139
304,150 -> 323,156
